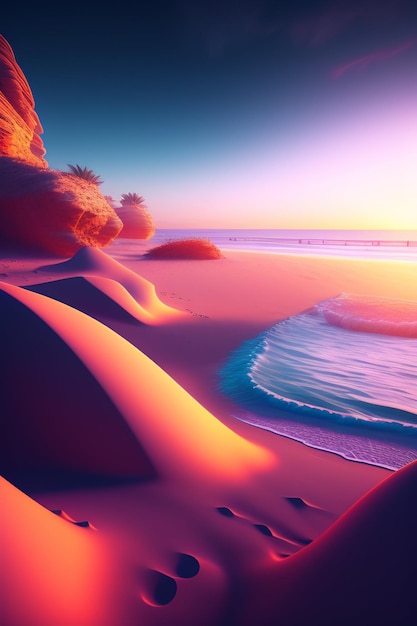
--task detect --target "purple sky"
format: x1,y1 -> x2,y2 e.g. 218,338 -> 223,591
2,0 -> 417,229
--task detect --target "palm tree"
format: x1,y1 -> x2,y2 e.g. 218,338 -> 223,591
116,192 -> 154,240
66,164 -> 103,186
120,192 -> 145,206
104,195 -> 116,207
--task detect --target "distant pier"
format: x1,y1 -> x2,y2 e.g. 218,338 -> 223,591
227,237 -> 417,247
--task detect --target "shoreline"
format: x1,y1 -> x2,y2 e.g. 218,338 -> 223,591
0,240 -> 417,471
135,247 -> 417,472
231,410 -> 417,472
218,304 -> 417,472
2,242 -> 417,625
132,229 -> 417,262
3,244 -> 417,473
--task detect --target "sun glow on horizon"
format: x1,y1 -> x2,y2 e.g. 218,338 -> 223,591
141,94 -> 417,231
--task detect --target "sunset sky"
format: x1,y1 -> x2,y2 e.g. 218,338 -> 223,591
2,0 -> 417,229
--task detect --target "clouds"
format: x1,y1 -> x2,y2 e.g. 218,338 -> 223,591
179,0 -> 357,59
179,0 -> 417,63
332,38 -> 417,79
287,0 -> 417,48
288,5 -> 361,47
179,0 -> 273,58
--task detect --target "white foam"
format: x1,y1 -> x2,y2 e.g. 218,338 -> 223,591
220,293 -> 417,468
315,293 -> 417,337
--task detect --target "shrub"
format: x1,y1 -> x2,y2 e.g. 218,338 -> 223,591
146,238 -> 223,260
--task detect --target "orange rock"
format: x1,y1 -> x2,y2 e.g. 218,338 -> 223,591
0,34 -> 47,167
116,205 -> 155,240
0,35 -> 123,255
0,158 -> 123,256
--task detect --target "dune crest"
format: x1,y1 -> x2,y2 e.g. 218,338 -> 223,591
0,286 -> 156,486
0,281 -> 273,483
38,246 -> 183,323
28,275 -> 175,326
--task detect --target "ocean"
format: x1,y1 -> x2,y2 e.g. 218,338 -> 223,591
150,228 -> 417,470
149,228 -> 417,261
219,293 -> 417,471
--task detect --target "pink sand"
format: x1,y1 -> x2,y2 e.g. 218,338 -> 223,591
1,243 -> 416,625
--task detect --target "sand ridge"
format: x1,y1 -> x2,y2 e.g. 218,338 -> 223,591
1,244 -> 416,625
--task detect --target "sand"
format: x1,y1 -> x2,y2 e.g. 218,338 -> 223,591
1,241 -> 416,626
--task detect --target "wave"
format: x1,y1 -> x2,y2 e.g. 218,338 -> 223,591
314,293 -> 417,337
219,294 -> 417,449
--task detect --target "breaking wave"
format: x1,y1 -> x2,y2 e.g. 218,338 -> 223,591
219,294 -> 417,468
315,293 -> 417,338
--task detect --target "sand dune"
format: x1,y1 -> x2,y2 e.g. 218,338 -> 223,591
0,477 -> 119,626
0,282 -> 156,488
27,275 -> 176,325
2,245 -> 416,625
2,456 -> 415,625
239,459 -> 417,626
0,280 -> 272,485
38,246 -> 182,322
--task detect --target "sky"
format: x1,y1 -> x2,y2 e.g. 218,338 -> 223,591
2,0 -> 417,229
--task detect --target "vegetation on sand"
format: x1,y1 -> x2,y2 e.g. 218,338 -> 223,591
146,238 -> 223,260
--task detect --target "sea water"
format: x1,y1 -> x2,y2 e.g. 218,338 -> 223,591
148,228 -> 417,261
219,294 -> 417,470
143,228 -> 417,469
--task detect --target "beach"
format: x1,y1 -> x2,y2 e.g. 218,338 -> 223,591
1,241 -> 417,625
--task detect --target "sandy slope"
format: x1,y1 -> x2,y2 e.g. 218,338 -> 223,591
1,243 -> 416,625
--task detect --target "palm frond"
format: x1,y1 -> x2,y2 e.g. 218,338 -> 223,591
120,192 -> 145,207
67,164 -> 103,185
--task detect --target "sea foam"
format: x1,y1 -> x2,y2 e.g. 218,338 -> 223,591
315,293 -> 417,337
219,294 -> 417,469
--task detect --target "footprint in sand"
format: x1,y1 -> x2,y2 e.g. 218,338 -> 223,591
253,523 -> 273,537
144,571 -> 177,605
142,552 -> 200,606
216,506 -> 235,518
50,509 -> 96,529
216,505 -> 276,537
174,552 -> 200,578
215,504 -> 312,555
284,496 -> 331,512
286,496 -> 310,509
283,495 -> 335,521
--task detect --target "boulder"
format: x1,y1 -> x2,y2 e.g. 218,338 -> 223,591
0,158 -> 123,256
115,204 -> 155,239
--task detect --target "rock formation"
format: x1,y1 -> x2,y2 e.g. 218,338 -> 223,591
0,158 -> 124,256
116,193 -> 155,240
0,35 -> 123,255
0,34 -> 46,167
